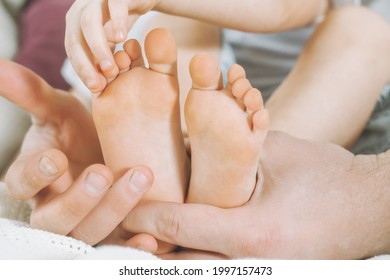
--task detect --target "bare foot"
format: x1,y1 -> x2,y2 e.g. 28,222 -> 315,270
92,29 -> 190,252
185,53 -> 269,207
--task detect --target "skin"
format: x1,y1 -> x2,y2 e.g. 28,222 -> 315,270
0,59 -> 157,251
4,5 -> 390,258
3,59 -> 390,259
266,5 -> 390,147
185,53 -> 269,207
92,28 -> 190,254
64,0 -> 325,92
66,3 -> 390,150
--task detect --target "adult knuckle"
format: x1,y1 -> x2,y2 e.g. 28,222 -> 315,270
109,198 -> 129,215
60,197 -> 84,221
4,181 -> 25,200
5,171 -> 39,200
238,226 -> 273,258
156,207 -> 182,240
70,228 -> 97,245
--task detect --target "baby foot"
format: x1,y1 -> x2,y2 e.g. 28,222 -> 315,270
185,53 -> 269,208
92,29 -> 190,251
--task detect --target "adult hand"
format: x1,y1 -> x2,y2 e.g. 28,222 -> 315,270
65,0 -> 160,93
123,131 -> 390,259
0,60 -> 155,248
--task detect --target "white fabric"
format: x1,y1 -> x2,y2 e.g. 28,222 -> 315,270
0,182 -> 158,260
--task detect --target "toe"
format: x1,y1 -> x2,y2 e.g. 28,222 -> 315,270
232,78 -> 252,99
243,88 -> 264,114
123,39 -> 144,68
189,53 -> 223,90
144,28 -> 177,75
227,64 -> 246,84
252,109 -> 269,132
114,50 -> 131,72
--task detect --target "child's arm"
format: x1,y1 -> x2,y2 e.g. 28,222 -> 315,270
65,0 -> 326,93
157,0 -> 326,32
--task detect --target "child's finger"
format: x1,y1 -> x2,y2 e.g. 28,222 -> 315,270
108,0 -> 129,42
65,32 -> 108,93
79,3 -> 119,81
65,10 -> 106,92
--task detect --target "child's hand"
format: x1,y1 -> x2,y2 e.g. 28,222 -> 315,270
65,0 -> 160,93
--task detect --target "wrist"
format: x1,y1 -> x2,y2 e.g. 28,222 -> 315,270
375,152 -> 390,255
352,153 -> 390,257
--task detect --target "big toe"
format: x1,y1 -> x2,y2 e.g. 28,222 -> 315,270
189,53 -> 223,90
144,28 -> 177,75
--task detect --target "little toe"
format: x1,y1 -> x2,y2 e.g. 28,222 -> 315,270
123,39 -> 144,68
144,28 -> 177,75
189,53 -> 223,90
252,109 -> 269,132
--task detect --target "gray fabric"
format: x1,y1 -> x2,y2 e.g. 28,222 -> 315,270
223,27 -> 314,101
221,0 -> 390,154
351,85 -> 390,154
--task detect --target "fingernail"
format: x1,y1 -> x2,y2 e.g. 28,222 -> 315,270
106,77 -> 116,84
100,60 -> 113,71
129,170 -> 150,193
39,156 -> 59,177
86,79 -> 97,89
116,31 -> 125,41
84,172 -> 108,196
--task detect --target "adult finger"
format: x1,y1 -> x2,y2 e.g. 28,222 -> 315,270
125,233 -> 159,254
0,59 -> 59,121
162,249 -> 227,260
5,149 -> 68,200
30,164 -> 113,236
122,202 -> 240,256
69,166 -> 153,245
